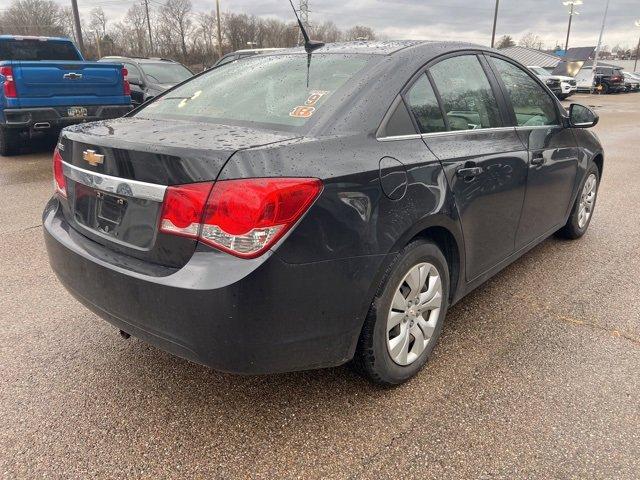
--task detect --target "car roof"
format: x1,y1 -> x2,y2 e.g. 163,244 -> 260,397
99,56 -> 180,64
0,35 -> 71,42
263,40 -> 493,59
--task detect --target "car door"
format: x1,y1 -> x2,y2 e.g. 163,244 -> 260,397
405,53 -> 529,281
487,55 -> 580,248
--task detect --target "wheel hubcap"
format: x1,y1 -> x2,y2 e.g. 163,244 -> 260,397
578,173 -> 597,229
387,262 -> 442,366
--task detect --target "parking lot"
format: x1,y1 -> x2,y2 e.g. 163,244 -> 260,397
1,92 -> 639,478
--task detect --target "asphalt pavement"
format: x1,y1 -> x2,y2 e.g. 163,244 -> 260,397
1,93 -> 639,479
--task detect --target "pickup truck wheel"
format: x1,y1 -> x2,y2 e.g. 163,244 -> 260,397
0,127 -> 20,156
352,240 -> 449,386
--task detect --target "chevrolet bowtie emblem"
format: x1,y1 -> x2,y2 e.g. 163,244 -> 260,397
83,149 -> 104,167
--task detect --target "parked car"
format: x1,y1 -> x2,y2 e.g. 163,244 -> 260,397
622,72 -> 640,92
526,66 -> 563,98
213,48 -> 285,67
527,66 -> 577,99
575,66 -> 625,94
0,35 -> 131,155
44,41 -> 603,385
98,56 -> 193,106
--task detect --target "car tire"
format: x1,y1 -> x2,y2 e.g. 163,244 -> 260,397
352,239 -> 449,386
556,163 -> 600,240
0,127 -> 19,156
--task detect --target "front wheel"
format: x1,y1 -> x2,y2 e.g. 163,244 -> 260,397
353,240 -> 449,385
556,164 -> 599,239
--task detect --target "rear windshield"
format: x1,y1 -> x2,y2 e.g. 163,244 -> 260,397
136,53 -> 375,130
0,39 -> 81,61
140,63 -> 192,84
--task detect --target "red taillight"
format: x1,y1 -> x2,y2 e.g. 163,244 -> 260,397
159,178 -> 322,258
53,148 -> 67,197
0,66 -> 17,98
159,182 -> 213,238
122,67 -> 131,96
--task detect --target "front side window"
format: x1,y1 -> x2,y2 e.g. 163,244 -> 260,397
405,74 -> 446,134
491,57 -> 559,127
428,55 -> 502,131
138,54 -> 375,130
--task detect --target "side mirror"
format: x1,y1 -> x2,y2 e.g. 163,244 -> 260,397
127,75 -> 143,87
569,103 -> 599,128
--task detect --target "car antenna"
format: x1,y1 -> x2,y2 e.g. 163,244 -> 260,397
287,0 -> 324,87
287,0 -> 325,53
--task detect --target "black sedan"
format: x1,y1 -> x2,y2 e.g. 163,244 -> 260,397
98,56 -> 193,106
44,41 -> 603,385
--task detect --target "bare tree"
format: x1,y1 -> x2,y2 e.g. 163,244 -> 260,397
0,0 -> 70,37
90,7 -> 107,38
160,0 -> 193,59
495,35 -> 515,49
344,25 -> 376,41
519,33 -> 544,50
312,21 -> 342,43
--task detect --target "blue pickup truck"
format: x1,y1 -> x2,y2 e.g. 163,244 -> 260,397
0,35 -> 132,155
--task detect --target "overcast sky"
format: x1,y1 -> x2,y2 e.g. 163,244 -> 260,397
78,0 -> 640,49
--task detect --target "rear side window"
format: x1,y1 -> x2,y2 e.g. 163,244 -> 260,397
490,57 -> 559,127
428,55 -> 502,131
0,39 -> 81,61
405,74 -> 446,134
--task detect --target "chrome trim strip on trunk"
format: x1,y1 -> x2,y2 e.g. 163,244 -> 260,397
62,161 -> 167,202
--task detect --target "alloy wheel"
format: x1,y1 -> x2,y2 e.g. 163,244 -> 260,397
578,173 -> 597,229
387,262 -> 442,366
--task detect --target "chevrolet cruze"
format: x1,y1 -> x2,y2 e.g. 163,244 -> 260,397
44,41 -> 603,385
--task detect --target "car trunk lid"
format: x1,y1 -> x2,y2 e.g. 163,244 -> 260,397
57,117 -> 299,267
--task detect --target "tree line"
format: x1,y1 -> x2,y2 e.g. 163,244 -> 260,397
0,0 -> 378,68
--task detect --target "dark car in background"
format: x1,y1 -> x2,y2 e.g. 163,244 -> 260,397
99,56 -> 193,106
593,66 -> 626,94
44,41 -> 603,385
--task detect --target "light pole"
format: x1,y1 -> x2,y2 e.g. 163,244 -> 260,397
563,0 -> 582,52
490,0 -> 500,48
634,20 -> 640,73
591,0 -> 610,93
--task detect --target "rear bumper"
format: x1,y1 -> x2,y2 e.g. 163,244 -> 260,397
43,197 -> 382,374
1,105 -> 132,130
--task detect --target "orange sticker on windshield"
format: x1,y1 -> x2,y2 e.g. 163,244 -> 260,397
290,90 -> 329,118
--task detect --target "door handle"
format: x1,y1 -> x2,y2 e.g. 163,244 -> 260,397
456,166 -> 483,179
531,154 -> 545,166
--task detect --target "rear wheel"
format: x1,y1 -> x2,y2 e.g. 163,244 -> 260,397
353,240 -> 449,385
556,163 -> 599,239
0,127 -> 19,156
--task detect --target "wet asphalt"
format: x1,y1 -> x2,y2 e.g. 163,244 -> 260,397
1,93 -> 639,479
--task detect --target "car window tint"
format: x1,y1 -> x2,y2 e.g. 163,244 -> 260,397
404,74 -> 446,133
491,57 -> 559,127
383,99 -> 418,137
429,55 -> 502,131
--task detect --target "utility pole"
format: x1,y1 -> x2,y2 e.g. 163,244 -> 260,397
634,20 -> 640,73
591,0 -> 610,92
94,31 -> 101,58
563,0 -> 582,52
143,0 -> 154,55
490,0 -> 500,48
298,0 -> 310,45
216,0 -> 223,59
70,0 -> 84,56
